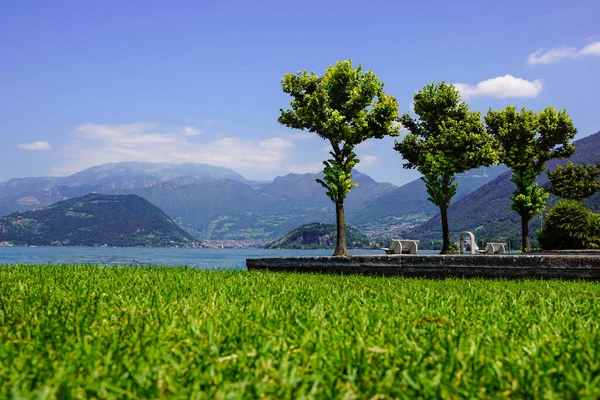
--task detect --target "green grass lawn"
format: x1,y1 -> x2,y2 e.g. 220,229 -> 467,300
1,265 -> 599,399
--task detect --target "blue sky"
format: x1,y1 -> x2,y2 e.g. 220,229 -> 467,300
1,0 -> 599,185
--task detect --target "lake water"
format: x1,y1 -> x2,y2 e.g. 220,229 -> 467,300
0,246 -> 395,270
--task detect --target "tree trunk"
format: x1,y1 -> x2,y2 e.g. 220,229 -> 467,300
333,201 -> 348,256
439,204 -> 453,254
521,214 -> 531,252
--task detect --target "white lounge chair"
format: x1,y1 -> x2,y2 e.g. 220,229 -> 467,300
382,239 -> 419,254
477,242 -> 506,255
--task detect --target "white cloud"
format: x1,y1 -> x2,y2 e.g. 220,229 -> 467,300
359,154 -> 378,168
288,162 -> 323,174
17,141 -> 52,151
355,141 -> 375,152
259,137 -> 293,151
581,41 -> 600,56
455,75 -> 543,100
180,126 -> 203,136
51,123 -> 294,176
289,132 -> 314,140
528,41 -> 600,64
74,123 -> 171,145
527,46 -> 578,65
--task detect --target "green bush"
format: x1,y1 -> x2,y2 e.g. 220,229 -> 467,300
537,199 -> 600,249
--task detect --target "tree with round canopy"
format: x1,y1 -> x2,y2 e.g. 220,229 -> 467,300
278,60 -> 400,256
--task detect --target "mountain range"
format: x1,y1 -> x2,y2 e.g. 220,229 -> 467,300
4,130 -> 598,243
0,160 -> 506,241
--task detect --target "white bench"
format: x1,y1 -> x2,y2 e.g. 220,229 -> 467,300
477,242 -> 506,255
382,239 -> 420,254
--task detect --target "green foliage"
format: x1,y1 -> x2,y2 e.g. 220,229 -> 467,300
486,106 -> 575,176
422,173 -> 457,210
279,60 -> 400,145
396,82 -> 496,177
510,170 -> 549,219
316,154 -> 358,204
279,59 -> 400,205
485,106 -> 577,251
537,199 -> 600,250
279,60 -> 400,255
548,161 -> 600,201
2,266 -> 600,398
395,82 -> 497,253
505,234 -> 520,251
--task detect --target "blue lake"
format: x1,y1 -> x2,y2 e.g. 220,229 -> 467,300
0,246 -> 399,270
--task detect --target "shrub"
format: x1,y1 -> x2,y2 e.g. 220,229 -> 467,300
537,199 -> 600,250
547,161 -> 600,201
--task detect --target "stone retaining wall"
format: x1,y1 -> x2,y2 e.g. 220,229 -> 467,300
246,255 -> 600,280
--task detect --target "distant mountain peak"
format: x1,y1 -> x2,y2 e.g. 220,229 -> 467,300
62,161 -> 252,187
